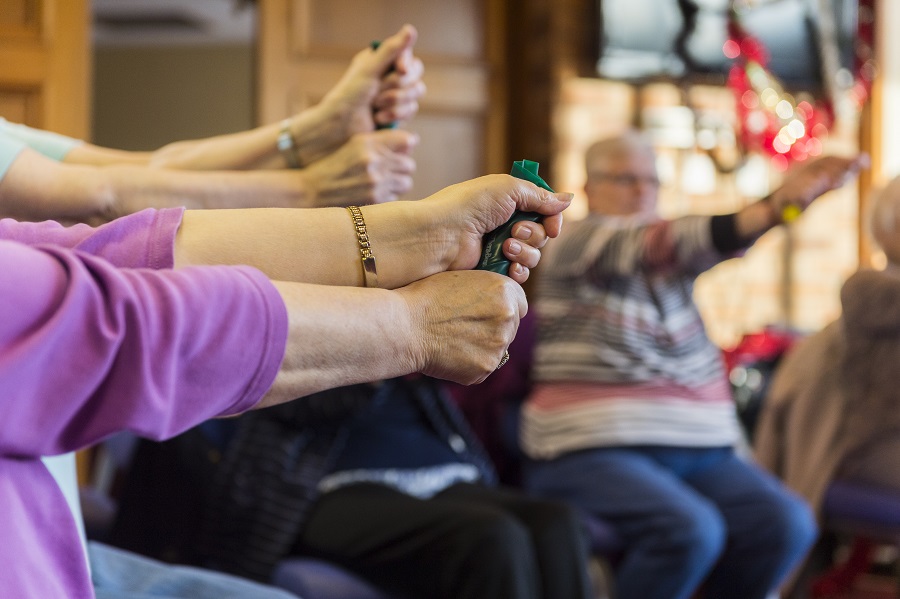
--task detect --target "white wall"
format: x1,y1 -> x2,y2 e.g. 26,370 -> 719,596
880,0 -> 900,178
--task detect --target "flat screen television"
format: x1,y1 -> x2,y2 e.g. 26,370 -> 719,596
596,0 -> 859,95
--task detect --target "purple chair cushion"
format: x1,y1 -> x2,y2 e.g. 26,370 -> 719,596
271,558 -> 391,599
581,511 -> 624,556
822,480 -> 900,540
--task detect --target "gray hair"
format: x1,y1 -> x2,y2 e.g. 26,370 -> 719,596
584,130 -> 656,173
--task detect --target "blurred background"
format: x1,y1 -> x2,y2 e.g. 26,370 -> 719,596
0,0 -> 894,349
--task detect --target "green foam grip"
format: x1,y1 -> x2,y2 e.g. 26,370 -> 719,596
476,160 -> 554,275
370,41 -> 398,130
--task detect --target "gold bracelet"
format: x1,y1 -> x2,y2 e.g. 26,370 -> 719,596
276,118 -> 300,169
346,206 -> 378,288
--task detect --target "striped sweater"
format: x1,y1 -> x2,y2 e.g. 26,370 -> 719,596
521,213 -> 741,459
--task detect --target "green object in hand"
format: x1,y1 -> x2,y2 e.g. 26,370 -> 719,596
370,41 -> 398,130
476,160 -> 553,275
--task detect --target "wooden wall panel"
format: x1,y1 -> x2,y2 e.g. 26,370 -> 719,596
258,0 -> 505,198
407,113 -> 484,199
0,0 -> 41,39
0,88 -> 41,124
291,0 -> 482,60
0,0 -> 89,137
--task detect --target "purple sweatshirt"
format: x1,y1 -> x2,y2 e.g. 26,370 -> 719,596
0,208 -> 288,598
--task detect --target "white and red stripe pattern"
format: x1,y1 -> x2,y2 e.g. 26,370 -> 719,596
522,214 -> 742,459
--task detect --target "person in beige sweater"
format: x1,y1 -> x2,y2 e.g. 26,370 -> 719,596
756,174 -> 900,514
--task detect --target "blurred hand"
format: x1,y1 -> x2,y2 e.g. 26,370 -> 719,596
396,270 -> 526,385
302,129 -> 418,207
415,174 -> 573,284
771,153 -> 869,216
299,24 -> 425,165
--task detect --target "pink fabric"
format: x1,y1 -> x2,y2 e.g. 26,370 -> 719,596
0,209 -> 287,597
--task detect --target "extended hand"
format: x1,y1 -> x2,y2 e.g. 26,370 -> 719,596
418,174 -> 572,284
302,129 -> 418,207
299,25 -> 425,165
396,270 -> 526,385
771,153 -> 869,216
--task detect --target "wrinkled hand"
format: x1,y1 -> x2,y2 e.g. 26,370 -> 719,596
420,174 -> 572,284
303,25 -> 425,164
396,270 -> 526,385
771,153 -> 869,216
302,129 -> 418,207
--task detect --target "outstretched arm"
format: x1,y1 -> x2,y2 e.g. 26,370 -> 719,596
64,25 -> 424,171
174,174 -> 572,287
730,154 -> 869,243
262,269 -> 525,408
0,239 -> 523,455
0,146 -> 569,285
0,131 -> 417,222
0,147 -> 310,221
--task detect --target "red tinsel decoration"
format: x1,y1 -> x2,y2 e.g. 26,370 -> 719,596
853,0 -> 877,106
725,3 -> 876,170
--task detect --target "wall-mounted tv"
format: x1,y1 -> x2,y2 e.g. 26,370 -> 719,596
596,0 -> 858,94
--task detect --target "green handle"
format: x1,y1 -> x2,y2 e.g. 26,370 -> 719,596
370,41 -> 398,130
476,160 -> 553,275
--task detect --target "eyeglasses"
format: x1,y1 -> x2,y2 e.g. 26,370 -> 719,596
588,173 -> 661,188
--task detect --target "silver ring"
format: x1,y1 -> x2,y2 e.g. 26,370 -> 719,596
496,349 -> 510,370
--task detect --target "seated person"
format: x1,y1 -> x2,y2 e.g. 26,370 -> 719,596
195,375 -> 593,599
756,173 -> 900,510
518,131 -> 865,599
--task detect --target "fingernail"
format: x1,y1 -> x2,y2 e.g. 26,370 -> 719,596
509,241 -> 522,255
558,192 -> 574,202
515,226 -> 533,240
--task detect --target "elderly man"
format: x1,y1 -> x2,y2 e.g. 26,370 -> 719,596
520,130 -> 866,599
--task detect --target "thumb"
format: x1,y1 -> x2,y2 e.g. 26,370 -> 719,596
372,24 -> 418,76
509,178 -> 573,217
373,128 -> 420,154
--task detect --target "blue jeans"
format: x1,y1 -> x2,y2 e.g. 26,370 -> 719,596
523,446 -> 816,599
90,542 -> 298,599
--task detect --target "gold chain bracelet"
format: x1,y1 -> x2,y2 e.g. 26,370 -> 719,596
346,206 -> 378,288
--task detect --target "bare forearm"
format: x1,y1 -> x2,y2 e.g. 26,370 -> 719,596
173,201 -> 447,288
148,124 -> 285,170
172,174 -> 571,289
64,144 -> 154,167
102,166 -> 309,217
62,113 -> 335,172
734,197 -> 780,240
258,281 -> 416,407
147,107 -> 345,171
1,149 -> 328,223
0,150 -> 113,221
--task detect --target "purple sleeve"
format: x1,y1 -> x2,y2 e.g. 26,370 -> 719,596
0,240 -> 288,457
0,207 -> 184,269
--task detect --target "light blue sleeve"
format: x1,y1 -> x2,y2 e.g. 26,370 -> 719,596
0,118 -> 81,162
0,134 -> 27,182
